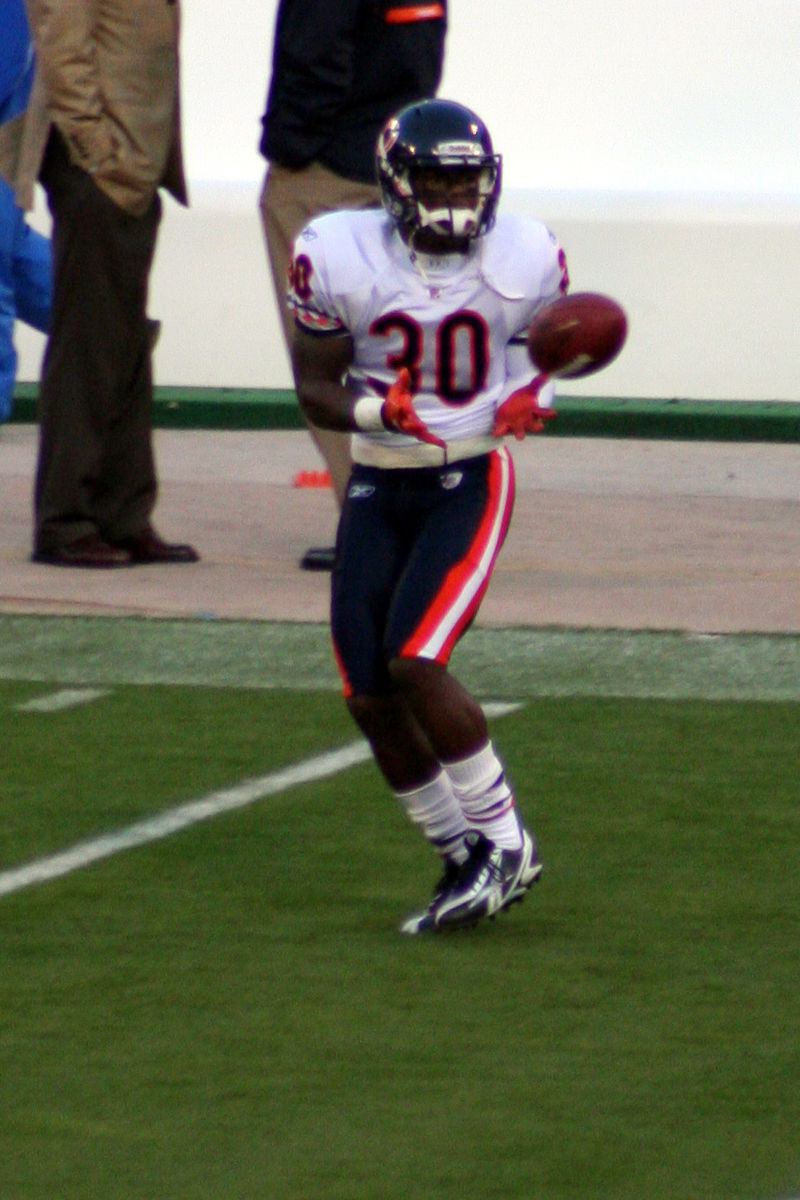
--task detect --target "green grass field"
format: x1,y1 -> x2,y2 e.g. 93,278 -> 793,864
1,617 -> 799,1200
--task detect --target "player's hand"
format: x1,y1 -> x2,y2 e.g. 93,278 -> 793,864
492,374 -> 556,440
382,368 -> 446,450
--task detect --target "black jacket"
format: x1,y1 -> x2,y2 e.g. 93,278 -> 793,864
260,0 -> 447,183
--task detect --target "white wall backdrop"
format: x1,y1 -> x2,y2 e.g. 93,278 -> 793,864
16,0 -> 800,400
179,0 -> 800,197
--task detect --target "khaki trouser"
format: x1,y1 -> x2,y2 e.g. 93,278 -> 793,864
259,161 -> 380,508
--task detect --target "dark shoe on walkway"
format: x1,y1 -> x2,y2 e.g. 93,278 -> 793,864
112,528 -> 199,564
32,534 -> 132,569
300,546 -> 336,571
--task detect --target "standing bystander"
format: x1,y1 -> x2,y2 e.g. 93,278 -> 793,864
259,0 -> 447,570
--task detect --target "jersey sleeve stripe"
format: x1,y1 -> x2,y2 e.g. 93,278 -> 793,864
291,304 -> 345,334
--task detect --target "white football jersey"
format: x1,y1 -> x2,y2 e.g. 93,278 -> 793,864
289,208 -> 568,462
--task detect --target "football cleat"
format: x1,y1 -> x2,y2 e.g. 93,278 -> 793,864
399,855 -> 463,935
499,827 -> 543,910
433,828 -> 542,930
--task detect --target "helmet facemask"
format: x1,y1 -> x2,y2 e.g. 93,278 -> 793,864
408,161 -> 500,244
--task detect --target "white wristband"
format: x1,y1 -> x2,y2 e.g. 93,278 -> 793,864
353,395 -> 386,432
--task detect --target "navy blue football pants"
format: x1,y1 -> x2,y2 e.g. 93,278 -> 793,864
331,446 -> 515,697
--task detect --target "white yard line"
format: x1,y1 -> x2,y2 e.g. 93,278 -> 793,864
15,688 -> 110,713
0,702 -> 521,900
0,741 -> 372,900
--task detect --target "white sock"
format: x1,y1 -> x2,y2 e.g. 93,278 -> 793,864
395,769 -> 469,862
444,741 -> 523,850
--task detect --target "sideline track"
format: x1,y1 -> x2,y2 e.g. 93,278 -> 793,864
2,615 -> 800,701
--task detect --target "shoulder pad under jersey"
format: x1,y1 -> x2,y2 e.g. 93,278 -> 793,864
295,208 -> 394,294
479,212 -> 565,301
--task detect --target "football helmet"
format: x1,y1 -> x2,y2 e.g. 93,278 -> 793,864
376,99 -> 502,245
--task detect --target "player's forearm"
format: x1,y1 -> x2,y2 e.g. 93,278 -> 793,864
296,378 -> 357,433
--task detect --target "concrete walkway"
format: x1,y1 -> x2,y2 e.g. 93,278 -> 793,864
1,424 -> 799,633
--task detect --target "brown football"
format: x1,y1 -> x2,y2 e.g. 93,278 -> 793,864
527,292 -> 628,379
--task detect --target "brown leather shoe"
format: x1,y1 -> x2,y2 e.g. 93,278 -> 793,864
32,534 -> 132,568
113,528 -> 200,564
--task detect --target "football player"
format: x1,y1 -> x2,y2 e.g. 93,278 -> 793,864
288,99 -> 569,933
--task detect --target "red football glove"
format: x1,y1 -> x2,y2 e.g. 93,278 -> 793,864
492,374 -> 556,440
382,368 -> 446,450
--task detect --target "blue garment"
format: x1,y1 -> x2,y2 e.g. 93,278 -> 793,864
1,178 -> 51,423
1,0 -> 52,422
0,0 -> 35,123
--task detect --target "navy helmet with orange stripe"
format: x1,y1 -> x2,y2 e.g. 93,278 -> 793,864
376,99 -> 502,248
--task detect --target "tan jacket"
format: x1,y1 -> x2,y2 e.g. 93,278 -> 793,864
0,0 -> 187,217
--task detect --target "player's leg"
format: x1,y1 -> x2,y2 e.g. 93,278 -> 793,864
332,467 -> 470,887
345,688 -> 437,791
347,687 -> 469,839
387,656 -> 487,762
386,656 -> 543,928
385,447 -> 518,840
388,655 -> 521,850
384,450 -> 542,926
344,684 -> 473,935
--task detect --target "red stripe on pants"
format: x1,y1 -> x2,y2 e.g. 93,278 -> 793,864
400,448 -> 515,664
